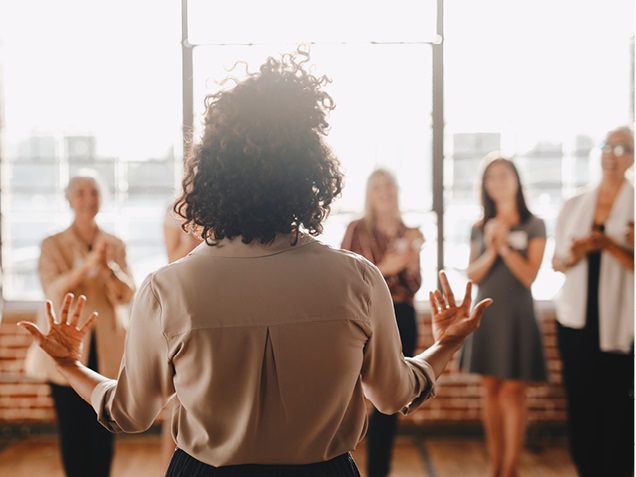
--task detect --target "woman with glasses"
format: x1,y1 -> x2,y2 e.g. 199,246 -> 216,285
552,126 -> 634,477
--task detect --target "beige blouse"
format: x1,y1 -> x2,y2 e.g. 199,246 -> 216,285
91,235 -> 436,466
26,227 -> 135,385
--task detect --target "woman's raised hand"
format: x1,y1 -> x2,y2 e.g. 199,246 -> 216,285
18,294 -> 97,365
429,271 -> 492,348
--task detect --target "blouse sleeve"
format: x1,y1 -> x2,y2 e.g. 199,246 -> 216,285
105,238 -> 136,306
469,223 -> 481,243
91,274 -> 174,432
553,199 -> 573,260
528,216 -> 547,241
38,237 -> 72,302
341,221 -> 360,253
360,263 -> 436,415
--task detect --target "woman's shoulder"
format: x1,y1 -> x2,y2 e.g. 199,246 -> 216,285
345,218 -> 365,231
342,218 -> 367,244
41,228 -> 72,247
561,187 -> 597,210
520,214 -> 546,235
523,214 -> 545,226
99,229 -> 126,247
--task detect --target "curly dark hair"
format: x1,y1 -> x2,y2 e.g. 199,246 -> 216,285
175,47 -> 343,245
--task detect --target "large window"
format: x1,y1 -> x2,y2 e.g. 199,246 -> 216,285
189,43 -> 437,294
185,0 -> 440,297
443,0 -> 634,298
0,0 -> 633,303
0,1 -> 183,300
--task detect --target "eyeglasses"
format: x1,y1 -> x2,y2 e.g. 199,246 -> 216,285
600,143 -> 633,157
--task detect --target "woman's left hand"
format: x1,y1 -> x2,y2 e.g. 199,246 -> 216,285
429,271 -> 492,348
589,229 -> 612,251
18,294 -> 97,365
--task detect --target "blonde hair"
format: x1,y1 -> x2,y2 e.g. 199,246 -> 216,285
362,168 -> 403,234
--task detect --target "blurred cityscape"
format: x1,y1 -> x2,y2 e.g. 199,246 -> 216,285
1,130 -> 599,301
2,133 -> 179,300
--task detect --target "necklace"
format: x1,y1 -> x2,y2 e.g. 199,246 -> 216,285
71,222 -> 98,250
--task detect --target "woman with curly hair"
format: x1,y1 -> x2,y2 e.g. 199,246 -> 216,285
18,48 -> 491,477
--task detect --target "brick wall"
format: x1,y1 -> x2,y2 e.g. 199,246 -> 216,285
406,305 -> 566,429
0,305 -> 566,430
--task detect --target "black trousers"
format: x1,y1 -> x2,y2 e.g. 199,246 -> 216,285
557,323 -> 634,477
366,302 -> 418,477
557,251 -> 634,477
166,448 -> 360,476
49,333 -> 114,477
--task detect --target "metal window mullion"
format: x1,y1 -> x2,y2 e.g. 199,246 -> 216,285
432,0 -> 445,286
181,0 -> 194,173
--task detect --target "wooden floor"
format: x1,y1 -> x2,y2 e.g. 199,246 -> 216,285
0,433 -> 577,476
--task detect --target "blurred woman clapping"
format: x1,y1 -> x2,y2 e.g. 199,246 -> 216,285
25,172 -> 135,477
461,155 -> 548,477
552,126 -> 634,477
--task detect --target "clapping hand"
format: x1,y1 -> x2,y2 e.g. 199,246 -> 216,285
429,271 -> 492,348
568,231 -> 607,265
484,219 -> 509,253
18,294 -> 98,365
378,247 -> 414,276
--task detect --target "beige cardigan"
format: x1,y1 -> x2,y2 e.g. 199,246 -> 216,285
24,227 -> 135,385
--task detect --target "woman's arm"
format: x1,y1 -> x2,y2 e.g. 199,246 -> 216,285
498,237 -> 546,288
19,281 -> 173,433
18,295 -> 106,402
466,239 -> 498,285
362,267 -> 491,414
340,221 -> 359,252
592,230 -> 634,270
98,240 -> 135,305
422,272 -> 492,378
39,238 -> 94,299
552,231 -> 634,273
376,250 -> 411,277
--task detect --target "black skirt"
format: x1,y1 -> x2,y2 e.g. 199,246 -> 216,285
166,448 -> 361,477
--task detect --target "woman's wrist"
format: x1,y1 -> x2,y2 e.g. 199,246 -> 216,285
483,247 -> 498,260
498,245 -> 512,258
54,356 -> 83,369
563,255 -> 579,268
101,261 -> 121,281
434,336 -> 465,353
100,266 -> 116,281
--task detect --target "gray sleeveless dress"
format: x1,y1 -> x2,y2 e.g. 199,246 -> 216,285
461,216 -> 548,382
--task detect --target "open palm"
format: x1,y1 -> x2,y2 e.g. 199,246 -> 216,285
429,271 -> 492,347
18,294 -> 97,364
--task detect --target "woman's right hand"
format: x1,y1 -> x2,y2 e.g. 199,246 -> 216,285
377,249 -> 411,276
567,235 -> 598,265
484,219 -> 509,253
18,294 -> 97,365
86,239 -> 108,268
